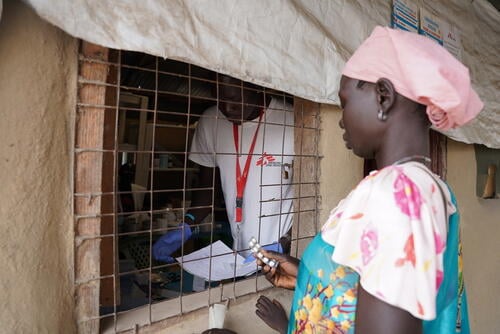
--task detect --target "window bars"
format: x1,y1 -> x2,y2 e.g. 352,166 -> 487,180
75,42 -> 320,333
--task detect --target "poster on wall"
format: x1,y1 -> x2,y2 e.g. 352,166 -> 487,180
391,0 -> 419,32
419,7 -> 443,45
442,21 -> 463,61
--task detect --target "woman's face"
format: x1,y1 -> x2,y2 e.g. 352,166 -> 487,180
338,76 -> 382,159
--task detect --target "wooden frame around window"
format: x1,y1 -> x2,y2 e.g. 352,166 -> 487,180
74,41 -> 323,334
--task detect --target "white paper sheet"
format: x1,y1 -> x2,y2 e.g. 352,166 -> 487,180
176,240 -> 259,281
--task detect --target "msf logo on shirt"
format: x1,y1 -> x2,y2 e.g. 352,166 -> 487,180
256,152 -> 276,166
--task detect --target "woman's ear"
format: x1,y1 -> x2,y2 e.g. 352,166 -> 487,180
375,78 -> 396,114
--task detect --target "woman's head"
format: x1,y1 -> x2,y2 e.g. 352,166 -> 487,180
341,26 -> 483,130
338,76 -> 428,159
338,26 -> 483,161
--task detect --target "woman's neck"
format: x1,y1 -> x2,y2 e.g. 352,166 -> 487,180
392,155 -> 431,166
376,133 -> 430,169
376,108 -> 431,168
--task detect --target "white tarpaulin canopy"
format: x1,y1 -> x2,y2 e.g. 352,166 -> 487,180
19,0 -> 500,148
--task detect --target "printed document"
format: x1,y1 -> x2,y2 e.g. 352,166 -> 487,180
176,240 -> 259,281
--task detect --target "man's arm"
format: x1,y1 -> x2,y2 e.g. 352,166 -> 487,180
152,164 -> 215,263
184,164 -> 215,225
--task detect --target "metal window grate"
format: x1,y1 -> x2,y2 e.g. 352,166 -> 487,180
74,42 -> 321,333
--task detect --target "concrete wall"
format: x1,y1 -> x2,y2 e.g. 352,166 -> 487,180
1,1 -> 498,334
125,288 -> 294,334
318,105 -> 364,224
0,1 -> 77,333
447,140 -> 500,333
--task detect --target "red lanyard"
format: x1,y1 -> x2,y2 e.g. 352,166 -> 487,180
233,111 -> 264,222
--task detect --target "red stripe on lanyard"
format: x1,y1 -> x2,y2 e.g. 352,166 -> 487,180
233,110 -> 264,222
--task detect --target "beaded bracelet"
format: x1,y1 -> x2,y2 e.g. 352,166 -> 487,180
184,213 -> 196,222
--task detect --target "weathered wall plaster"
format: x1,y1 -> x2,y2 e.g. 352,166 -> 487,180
0,1 -> 77,332
120,289 -> 293,334
1,1 -> 498,333
318,104 -> 364,224
447,140 -> 500,333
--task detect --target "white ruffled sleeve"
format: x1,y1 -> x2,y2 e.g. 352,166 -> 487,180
321,163 -> 455,320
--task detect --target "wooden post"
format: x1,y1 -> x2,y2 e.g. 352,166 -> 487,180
75,41 -> 118,333
292,98 -> 321,254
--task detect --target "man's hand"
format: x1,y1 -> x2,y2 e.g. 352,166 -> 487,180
256,250 -> 299,290
152,223 -> 192,263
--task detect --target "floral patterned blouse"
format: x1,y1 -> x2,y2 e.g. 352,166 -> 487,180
288,162 -> 469,333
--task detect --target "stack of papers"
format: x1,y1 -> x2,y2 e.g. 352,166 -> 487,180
176,241 -> 259,281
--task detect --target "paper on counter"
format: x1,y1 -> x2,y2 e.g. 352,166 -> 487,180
176,240 -> 258,281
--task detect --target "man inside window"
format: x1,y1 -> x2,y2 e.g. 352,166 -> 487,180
153,74 -> 294,264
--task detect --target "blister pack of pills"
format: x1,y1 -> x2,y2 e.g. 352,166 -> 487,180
248,237 -> 279,268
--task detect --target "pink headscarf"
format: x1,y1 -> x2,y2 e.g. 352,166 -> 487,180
342,26 -> 483,130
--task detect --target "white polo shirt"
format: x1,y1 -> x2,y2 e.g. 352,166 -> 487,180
189,98 -> 294,255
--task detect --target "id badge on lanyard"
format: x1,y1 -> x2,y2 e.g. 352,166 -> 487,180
233,111 -> 264,224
